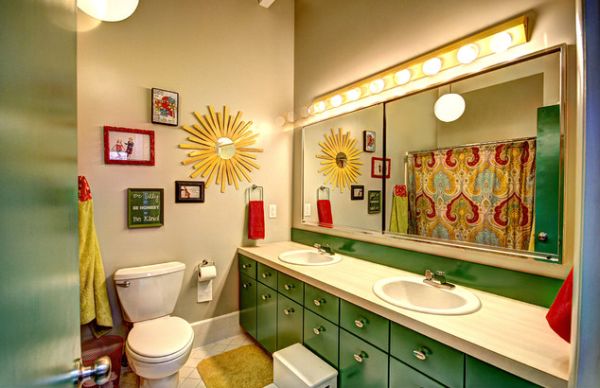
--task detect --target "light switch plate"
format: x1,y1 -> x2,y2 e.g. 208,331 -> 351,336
304,203 -> 311,217
269,204 -> 277,218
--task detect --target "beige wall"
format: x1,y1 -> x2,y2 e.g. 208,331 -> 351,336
77,0 -> 294,333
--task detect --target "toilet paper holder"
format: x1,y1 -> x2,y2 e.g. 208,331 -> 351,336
198,260 -> 215,269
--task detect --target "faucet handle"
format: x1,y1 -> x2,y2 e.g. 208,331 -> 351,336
313,243 -> 322,249
425,269 -> 433,280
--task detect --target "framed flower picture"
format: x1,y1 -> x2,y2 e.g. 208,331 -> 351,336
104,126 -> 155,166
151,88 -> 179,126
371,157 -> 391,178
363,130 -> 376,152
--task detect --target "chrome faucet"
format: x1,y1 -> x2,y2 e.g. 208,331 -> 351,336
424,269 -> 455,289
313,243 -> 334,255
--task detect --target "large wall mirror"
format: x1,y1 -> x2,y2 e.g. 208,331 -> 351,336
301,46 -> 567,265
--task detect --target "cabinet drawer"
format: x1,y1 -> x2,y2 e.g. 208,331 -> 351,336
277,296 -> 303,350
340,300 -> 389,352
256,282 -> 277,353
304,284 -> 339,324
239,255 -> 257,279
257,262 -> 277,289
303,308 -> 339,367
239,274 -> 257,340
466,356 -> 539,388
390,356 -> 445,388
278,272 -> 304,304
391,323 -> 464,388
339,329 -> 388,388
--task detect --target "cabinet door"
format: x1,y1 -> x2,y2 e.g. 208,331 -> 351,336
340,300 -> 389,352
278,272 -> 304,304
257,282 -> 277,353
277,295 -> 303,350
303,308 -> 339,367
339,329 -> 388,388
257,262 -> 278,289
239,255 -> 257,279
390,356 -> 445,388
239,274 -> 257,339
466,356 -> 540,388
304,283 -> 339,324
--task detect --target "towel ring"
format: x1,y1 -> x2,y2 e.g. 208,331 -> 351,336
317,186 -> 330,201
246,184 -> 263,203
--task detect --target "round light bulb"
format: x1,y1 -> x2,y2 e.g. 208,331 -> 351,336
490,31 -> 513,53
312,101 -> 326,114
434,93 -> 466,122
394,69 -> 411,85
78,0 -> 139,22
369,79 -> 385,94
457,44 -> 479,64
346,88 -> 362,101
330,95 -> 343,108
422,57 -> 443,76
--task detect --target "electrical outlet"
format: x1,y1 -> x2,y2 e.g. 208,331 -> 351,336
304,203 -> 311,217
269,204 -> 277,218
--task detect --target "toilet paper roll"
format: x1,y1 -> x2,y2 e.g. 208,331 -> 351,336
197,265 -> 217,303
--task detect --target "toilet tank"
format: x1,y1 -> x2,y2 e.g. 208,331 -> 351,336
114,261 -> 186,322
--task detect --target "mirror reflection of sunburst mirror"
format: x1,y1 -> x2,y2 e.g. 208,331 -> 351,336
316,128 -> 362,191
179,106 -> 263,193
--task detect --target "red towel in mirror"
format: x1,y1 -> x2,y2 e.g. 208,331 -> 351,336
317,199 -> 333,228
248,200 -> 265,240
546,268 -> 573,342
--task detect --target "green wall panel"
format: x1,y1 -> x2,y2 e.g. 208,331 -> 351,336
292,228 -> 562,307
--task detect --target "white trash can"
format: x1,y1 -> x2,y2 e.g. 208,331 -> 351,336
265,343 -> 338,388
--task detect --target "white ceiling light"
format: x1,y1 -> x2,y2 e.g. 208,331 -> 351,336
369,79 -> 385,94
77,0 -> 139,22
490,31 -> 513,53
330,95 -> 343,108
346,88 -> 362,101
394,69 -> 411,85
434,93 -> 466,122
422,57 -> 443,76
457,44 -> 479,64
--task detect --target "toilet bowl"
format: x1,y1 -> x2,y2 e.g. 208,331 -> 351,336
114,261 -> 194,388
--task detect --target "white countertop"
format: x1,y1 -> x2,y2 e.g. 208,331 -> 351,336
238,241 -> 570,387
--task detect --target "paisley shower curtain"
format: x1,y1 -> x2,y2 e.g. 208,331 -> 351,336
407,139 -> 536,250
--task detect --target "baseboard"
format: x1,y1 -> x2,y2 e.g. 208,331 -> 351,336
190,311 -> 243,347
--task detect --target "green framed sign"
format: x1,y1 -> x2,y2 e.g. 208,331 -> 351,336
368,190 -> 381,214
127,188 -> 164,228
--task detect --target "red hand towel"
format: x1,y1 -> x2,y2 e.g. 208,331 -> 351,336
317,199 -> 333,228
546,268 -> 573,342
248,200 -> 265,240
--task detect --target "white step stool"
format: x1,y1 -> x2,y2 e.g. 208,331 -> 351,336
264,343 -> 337,388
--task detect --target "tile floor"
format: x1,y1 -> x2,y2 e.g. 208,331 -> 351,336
121,333 -> 255,388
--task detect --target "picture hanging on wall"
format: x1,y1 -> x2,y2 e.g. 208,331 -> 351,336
151,88 -> 179,126
351,185 -> 364,200
368,190 -> 381,214
175,181 -> 205,203
104,126 -> 155,166
371,157 -> 391,178
127,188 -> 164,228
363,130 -> 376,152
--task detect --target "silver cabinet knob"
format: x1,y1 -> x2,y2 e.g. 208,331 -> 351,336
261,272 -> 271,279
313,326 -> 325,335
353,351 -> 368,363
412,346 -> 431,361
284,283 -> 294,291
354,318 -> 367,329
242,282 -> 251,289
283,308 -> 295,316
241,263 -> 251,269
260,294 -> 271,301
71,356 -> 111,386
538,232 -> 549,242
313,298 -> 326,307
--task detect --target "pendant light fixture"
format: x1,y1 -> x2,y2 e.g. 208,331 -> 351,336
77,0 -> 139,22
434,85 -> 465,122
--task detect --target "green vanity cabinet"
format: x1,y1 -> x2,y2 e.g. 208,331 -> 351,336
465,356 -> 540,388
340,300 -> 389,352
256,282 -> 277,353
239,273 -> 257,340
303,309 -> 339,367
278,272 -> 304,304
304,283 -> 340,324
339,330 -> 388,388
390,356 -> 445,388
239,255 -> 257,278
277,295 -> 303,350
257,262 -> 278,289
391,323 -> 465,388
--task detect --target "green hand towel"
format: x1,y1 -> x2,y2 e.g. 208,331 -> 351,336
390,195 -> 408,234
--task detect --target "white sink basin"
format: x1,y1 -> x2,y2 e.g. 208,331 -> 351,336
373,276 -> 480,315
279,249 -> 342,266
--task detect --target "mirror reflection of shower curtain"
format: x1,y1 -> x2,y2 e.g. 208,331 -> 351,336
406,139 -> 536,250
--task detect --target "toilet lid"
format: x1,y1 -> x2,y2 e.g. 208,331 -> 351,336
127,316 -> 193,358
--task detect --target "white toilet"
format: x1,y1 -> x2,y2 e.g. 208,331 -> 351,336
266,343 -> 338,388
114,261 -> 194,388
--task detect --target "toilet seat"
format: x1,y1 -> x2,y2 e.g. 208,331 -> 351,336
126,316 -> 194,364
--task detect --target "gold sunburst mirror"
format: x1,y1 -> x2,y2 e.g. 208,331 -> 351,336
179,106 -> 263,192
316,128 -> 362,191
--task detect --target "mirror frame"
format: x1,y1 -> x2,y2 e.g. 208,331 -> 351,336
294,44 -> 572,279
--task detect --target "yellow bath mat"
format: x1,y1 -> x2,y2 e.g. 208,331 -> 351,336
197,344 -> 273,388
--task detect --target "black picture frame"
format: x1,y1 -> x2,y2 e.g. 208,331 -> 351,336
127,188 -> 164,228
175,181 -> 205,203
351,185 -> 365,200
368,190 -> 381,214
151,88 -> 179,126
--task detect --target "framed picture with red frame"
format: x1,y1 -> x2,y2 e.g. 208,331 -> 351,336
104,126 -> 155,166
371,157 -> 391,178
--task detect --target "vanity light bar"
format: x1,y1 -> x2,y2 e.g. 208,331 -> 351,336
309,16 -> 528,115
